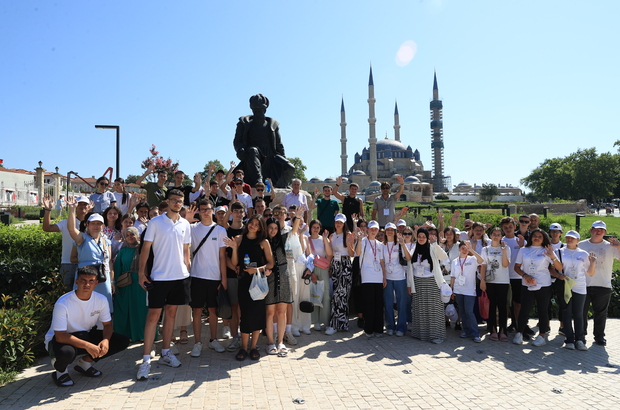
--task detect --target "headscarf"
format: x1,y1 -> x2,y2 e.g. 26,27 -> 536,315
411,228 -> 433,271
122,227 -> 140,249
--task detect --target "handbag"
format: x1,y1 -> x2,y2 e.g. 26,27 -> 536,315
93,238 -> 108,283
398,244 -> 408,266
478,290 -> 490,319
309,238 -> 330,270
249,268 -> 269,301
310,280 -> 325,307
116,271 -> 132,288
216,286 -> 232,319
299,301 -> 315,313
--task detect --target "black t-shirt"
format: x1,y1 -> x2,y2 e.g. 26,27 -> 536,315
342,195 -> 361,231
252,195 -> 272,208
226,225 -> 244,278
167,185 -> 194,206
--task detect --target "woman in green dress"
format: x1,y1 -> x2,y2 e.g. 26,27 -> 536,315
113,227 -> 148,342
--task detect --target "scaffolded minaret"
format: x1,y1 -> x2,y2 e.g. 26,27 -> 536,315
340,97 -> 348,176
430,70 -> 445,192
394,101 -> 401,142
368,65 -> 378,181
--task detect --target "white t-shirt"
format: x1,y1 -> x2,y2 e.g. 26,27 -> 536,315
383,242 -> 406,281
578,239 -> 620,288
451,255 -> 480,296
514,246 -> 553,290
309,237 -> 327,257
503,236 -> 524,280
282,191 -> 308,210
56,218 -> 81,264
481,245 -> 511,284
228,191 -> 253,211
557,247 -> 590,295
44,291 -> 111,350
113,192 -> 132,215
144,213 -> 191,281
359,237 -> 384,283
410,244 -> 434,278
190,222 -> 227,280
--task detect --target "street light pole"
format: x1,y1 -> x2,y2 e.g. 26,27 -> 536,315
95,125 -> 120,179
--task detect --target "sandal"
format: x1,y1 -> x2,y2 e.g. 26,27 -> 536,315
266,344 -> 278,355
277,344 -> 288,357
490,333 -> 499,341
179,330 -> 189,344
74,365 -> 102,377
235,348 -> 248,361
500,333 -> 508,342
52,372 -> 74,387
249,348 -> 260,361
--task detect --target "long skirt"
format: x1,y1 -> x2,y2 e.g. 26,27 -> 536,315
411,276 -> 446,342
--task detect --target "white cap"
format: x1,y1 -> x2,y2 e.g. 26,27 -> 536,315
214,206 -> 227,213
440,283 -> 452,303
549,223 -> 563,231
368,220 -> 379,230
88,214 -> 104,223
385,222 -> 397,230
592,220 -> 607,230
75,196 -> 90,204
334,213 -> 347,223
396,219 -> 407,227
565,230 -> 580,239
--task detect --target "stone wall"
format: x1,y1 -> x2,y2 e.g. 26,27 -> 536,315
513,201 -> 590,215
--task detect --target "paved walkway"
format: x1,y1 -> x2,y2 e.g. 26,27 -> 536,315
1,317 -> 619,410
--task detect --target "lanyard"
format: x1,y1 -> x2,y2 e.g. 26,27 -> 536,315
368,239 -> 377,260
459,257 -> 467,275
386,242 -> 395,264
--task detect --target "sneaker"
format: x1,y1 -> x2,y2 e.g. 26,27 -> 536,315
386,329 -> 394,336
284,332 -> 298,345
190,342 -> 202,357
454,323 -> 462,331
136,361 -> 151,381
314,323 -> 322,331
531,335 -> 547,347
576,341 -> 589,351
222,326 -> 231,339
564,343 -> 575,350
364,332 -> 374,339
473,337 -> 482,343
292,329 -> 301,337
169,343 -> 180,355
209,339 -> 226,353
302,329 -> 312,335
159,352 -> 181,368
324,327 -> 337,336
431,338 -> 443,344
513,333 -> 523,345
460,332 -> 468,338
395,330 -> 405,337
227,337 -> 241,352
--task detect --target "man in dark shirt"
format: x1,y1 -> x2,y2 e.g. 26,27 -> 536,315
167,171 -> 201,206
333,177 -> 364,232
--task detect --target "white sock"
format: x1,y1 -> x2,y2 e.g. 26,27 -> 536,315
161,348 -> 170,356
76,356 -> 92,370
56,370 -> 73,385
273,323 -> 277,333
143,355 -> 151,364
286,324 -> 292,333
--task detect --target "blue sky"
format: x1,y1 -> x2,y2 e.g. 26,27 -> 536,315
2,1 -> 618,192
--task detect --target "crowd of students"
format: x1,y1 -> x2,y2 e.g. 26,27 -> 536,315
41,165 -> 620,387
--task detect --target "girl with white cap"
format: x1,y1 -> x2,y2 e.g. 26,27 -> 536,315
326,213 -> 355,334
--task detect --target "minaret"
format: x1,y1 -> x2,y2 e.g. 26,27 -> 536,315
340,97 -> 348,176
430,70 -> 445,192
393,100 -> 401,142
368,65 -> 378,181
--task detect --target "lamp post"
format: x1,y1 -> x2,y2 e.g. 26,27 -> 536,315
95,125 -> 120,179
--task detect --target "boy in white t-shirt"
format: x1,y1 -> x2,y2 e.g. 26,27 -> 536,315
44,265 -> 129,387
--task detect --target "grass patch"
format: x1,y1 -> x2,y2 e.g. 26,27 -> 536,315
0,369 -> 18,386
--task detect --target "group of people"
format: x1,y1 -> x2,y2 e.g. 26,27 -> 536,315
41,168 -> 619,387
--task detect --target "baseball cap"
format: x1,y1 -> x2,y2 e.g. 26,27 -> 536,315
592,220 -> 607,230
75,196 -> 90,204
368,221 -> 379,230
549,223 -> 563,231
334,213 -> 347,223
385,222 -> 397,230
565,230 -> 580,239
88,214 -> 104,223
396,219 -> 407,227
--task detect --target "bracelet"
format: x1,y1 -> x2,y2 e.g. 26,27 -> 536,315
43,208 -> 52,212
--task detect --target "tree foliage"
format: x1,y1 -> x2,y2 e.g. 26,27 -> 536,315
125,174 -> 140,184
478,183 -> 499,204
521,147 -> 619,202
200,160 -> 226,181
140,144 -> 180,182
288,157 -> 307,182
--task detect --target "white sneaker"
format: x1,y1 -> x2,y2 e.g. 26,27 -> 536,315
159,352 -> 181,368
136,361 -> 151,380
530,335 -> 547,347
513,333 -> 523,345
302,329 -> 312,335
150,349 -> 156,358
169,343 -> 180,355
222,326 -> 231,339
284,332 -> 298,345
190,342 -> 202,357
292,329 -> 301,337
314,323 -> 322,331
324,327 -> 337,336
209,339 -> 226,353
227,337 -> 241,352
575,341 -> 588,351
564,343 -> 575,350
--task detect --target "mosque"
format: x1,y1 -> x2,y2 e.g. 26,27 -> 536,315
305,67 -> 449,202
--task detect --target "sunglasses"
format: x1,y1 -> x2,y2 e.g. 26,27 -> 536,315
256,189 -> 264,192
264,213 -> 273,217
273,211 -> 284,215
235,182 -> 243,185
99,182 -> 109,186
402,232 -> 413,236
519,220 -> 530,223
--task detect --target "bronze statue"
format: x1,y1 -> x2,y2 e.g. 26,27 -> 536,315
233,94 -> 295,188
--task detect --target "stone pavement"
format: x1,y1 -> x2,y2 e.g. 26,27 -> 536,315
2,318 -> 620,410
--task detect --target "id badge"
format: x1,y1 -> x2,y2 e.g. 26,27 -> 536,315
529,265 -> 536,275
373,260 -> 381,272
415,264 -> 425,277
567,267 -> 577,279
386,263 -> 393,274
383,208 -> 390,216
457,275 -> 466,286
334,252 -> 342,260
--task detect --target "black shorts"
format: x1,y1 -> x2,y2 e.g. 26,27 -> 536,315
147,277 -> 191,309
190,277 -> 221,309
510,279 -> 523,304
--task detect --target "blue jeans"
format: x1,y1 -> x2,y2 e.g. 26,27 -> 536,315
455,294 -> 479,337
383,279 -> 408,333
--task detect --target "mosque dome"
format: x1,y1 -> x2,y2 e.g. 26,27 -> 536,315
368,181 -> 381,187
376,139 -> 407,152
404,176 -> 420,183
351,170 -> 366,176
324,177 -> 337,183
309,177 -> 321,183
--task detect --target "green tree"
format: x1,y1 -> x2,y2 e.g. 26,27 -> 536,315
478,183 -> 499,205
125,174 -> 140,184
288,157 -> 307,182
200,160 -> 226,181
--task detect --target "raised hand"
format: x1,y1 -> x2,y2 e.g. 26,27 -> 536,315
223,236 -> 237,249
42,194 -> 54,210
396,175 -> 404,185
66,196 -> 77,209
